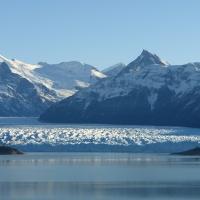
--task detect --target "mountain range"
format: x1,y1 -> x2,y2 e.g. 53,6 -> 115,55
40,50 -> 200,128
0,55 -> 106,116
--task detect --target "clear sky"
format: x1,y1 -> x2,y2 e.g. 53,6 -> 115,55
0,0 -> 200,68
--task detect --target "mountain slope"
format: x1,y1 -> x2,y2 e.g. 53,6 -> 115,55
0,62 -> 55,116
40,50 -> 200,128
103,63 -> 126,76
0,54 -> 106,116
36,61 -> 106,95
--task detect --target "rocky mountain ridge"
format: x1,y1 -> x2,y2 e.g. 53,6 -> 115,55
40,50 -> 200,128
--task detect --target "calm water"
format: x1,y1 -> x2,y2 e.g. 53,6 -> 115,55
0,118 -> 200,199
0,153 -> 200,200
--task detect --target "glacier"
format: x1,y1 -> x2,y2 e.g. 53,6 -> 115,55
0,121 -> 200,153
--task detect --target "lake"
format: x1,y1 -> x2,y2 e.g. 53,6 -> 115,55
1,153 -> 200,200
0,118 -> 200,199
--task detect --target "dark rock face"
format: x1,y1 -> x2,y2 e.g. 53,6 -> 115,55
172,147 -> 200,155
40,86 -> 200,127
40,50 -> 200,128
0,146 -> 23,155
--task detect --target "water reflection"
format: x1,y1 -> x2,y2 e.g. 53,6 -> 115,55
1,153 -> 200,166
1,153 -> 200,200
1,181 -> 200,200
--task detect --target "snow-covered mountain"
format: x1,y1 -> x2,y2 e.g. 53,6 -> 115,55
0,54 -> 106,116
0,62 -> 55,116
103,63 -> 126,76
36,61 -> 106,95
40,50 -> 200,128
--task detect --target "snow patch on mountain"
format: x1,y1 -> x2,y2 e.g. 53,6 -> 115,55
148,93 -> 158,110
91,69 -> 106,78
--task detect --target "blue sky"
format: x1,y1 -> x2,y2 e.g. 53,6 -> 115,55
0,0 -> 200,68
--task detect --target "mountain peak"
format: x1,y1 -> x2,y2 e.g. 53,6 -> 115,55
141,49 -> 155,57
126,50 -> 169,69
137,49 -> 168,66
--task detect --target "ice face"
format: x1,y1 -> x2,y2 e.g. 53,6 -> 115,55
0,126 -> 199,152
